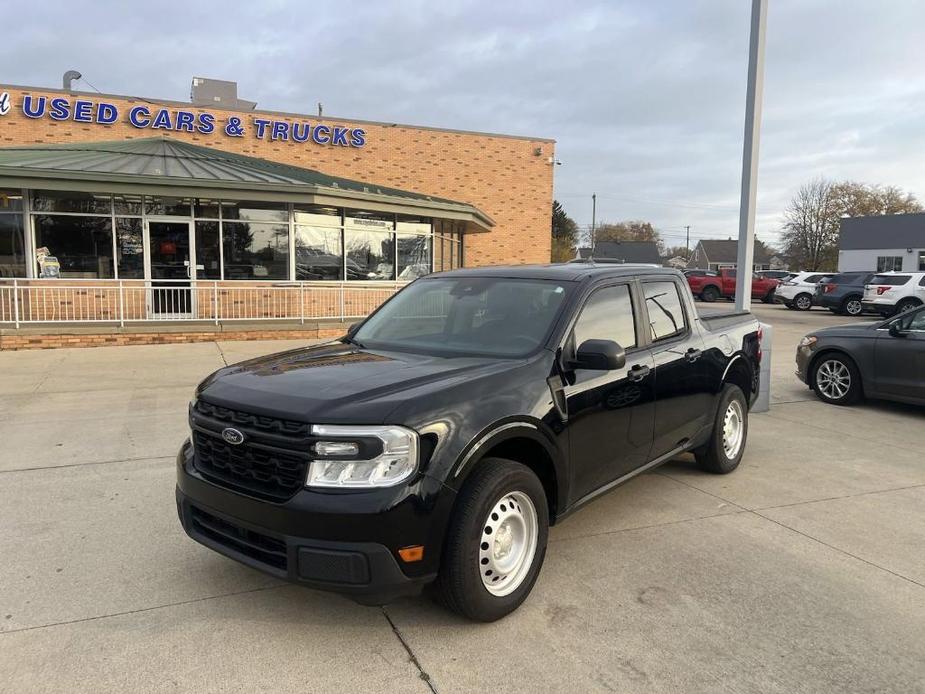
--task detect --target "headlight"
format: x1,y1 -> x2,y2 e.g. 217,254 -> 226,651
799,335 -> 817,348
306,425 -> 419,488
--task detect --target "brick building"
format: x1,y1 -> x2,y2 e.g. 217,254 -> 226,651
0,80 -> 555,347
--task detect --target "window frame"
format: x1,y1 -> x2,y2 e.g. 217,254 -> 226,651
639,277 -> 691,345
560,279 -> 643,363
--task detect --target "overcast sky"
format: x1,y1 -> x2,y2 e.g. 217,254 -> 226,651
3,0 -> 924,249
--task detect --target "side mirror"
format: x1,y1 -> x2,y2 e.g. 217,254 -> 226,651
571,339 -> 626,371
888,322 -> 908,338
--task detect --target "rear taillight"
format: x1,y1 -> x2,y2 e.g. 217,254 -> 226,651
756,326 -> 763,363
823,284 -> 837,293
877,286 -> 890,295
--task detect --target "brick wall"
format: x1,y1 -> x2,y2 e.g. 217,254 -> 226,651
0,85 -> 554,267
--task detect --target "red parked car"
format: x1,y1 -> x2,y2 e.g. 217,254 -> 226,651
686,268 -> 780,303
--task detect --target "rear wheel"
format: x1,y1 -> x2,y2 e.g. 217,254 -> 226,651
695,384 -> 748,474
762,290 -> 776,304
811,354 -> 861,406
896,298 -> 920,314
840,296 -> 863,316
433,458 -> 549,622
701,286 -> 719,303
793,293 -> 813,311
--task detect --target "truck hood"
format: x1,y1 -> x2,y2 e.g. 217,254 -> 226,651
196,341 -> 516,423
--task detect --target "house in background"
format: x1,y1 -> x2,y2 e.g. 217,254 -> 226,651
576,241 -> 661,264
839,213 -> 925,272
686,239 -> 772,271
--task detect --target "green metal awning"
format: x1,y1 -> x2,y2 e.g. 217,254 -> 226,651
0,137 -> 493,231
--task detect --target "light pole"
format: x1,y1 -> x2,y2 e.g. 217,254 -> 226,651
734,0 -> 768,311
591,193 -> 597,252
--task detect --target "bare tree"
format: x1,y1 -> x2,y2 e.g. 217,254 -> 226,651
594,220 -> 661,252
781,179 -> 922,270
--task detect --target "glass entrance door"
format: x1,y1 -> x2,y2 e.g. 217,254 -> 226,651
147,220 -> 194,316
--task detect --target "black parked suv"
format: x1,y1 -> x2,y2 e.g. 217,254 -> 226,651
815,271 -> 876,316
177,264 -> 762,621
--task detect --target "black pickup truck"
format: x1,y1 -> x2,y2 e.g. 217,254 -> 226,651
177,264 -> 761,621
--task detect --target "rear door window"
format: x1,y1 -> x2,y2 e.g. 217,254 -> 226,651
642,281 -> 688,342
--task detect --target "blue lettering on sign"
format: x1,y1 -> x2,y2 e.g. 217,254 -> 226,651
0,91 -> 10,116
197,112 -> 215,134
11,94 -> 368,147
129,106 -> 151,128
49,98 -> 70,121
22,95 -> 46,118
73,100 -> 93,123
96,102 -> 118,124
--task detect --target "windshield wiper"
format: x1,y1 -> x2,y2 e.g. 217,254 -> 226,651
342,336 -> 367,349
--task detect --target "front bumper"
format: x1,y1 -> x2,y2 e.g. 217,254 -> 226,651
795,345 -> 814,385
176,441 -> 453,605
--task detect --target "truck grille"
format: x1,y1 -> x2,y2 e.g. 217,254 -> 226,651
190,400 -> 312,502
189,506 -> 288,572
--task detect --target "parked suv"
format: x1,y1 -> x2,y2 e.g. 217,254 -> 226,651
774,271 -> 834,311
177,264 -> 761,621
862,272 -> 925,316
815,271 -> 876,316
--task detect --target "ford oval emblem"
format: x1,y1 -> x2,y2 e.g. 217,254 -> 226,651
222,428 -> 245,445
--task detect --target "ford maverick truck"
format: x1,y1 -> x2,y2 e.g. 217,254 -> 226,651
177,264 -> 761,621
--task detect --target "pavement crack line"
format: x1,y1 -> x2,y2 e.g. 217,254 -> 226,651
214,341 -> 229,366
381,607 -> 438,694
0,584 -> 285,637
0,454 -> 176,475
752,482 -> 925,512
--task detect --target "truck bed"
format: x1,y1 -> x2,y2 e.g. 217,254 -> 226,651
698,310 -> 755,331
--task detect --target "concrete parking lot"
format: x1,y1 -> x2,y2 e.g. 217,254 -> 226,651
1,304 -> 924,693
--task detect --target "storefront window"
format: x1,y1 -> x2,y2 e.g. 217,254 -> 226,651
113,194 -> 143,216
32,190 -> 111,214
345,229 -> 394,280
33,214 -> 114,278
295,227 -> 343,280
194,198 -> 221,219
345,209 -> 395,232
222,221 -> 289,280
145,196 -> 192,217
0,214 -> 27,278
115,218 -> 144,278
0,189 -> 24,212
222,200 -> 288,223
397,233 -> 431,280
195,221 -> 221,279
294,204 -> 341,227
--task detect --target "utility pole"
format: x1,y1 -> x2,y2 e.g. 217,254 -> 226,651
735,0 -> 768,311
591,193 -> 597,252
685,225 -> 691,258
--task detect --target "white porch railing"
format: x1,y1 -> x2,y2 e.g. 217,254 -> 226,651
0,279 -> 406,329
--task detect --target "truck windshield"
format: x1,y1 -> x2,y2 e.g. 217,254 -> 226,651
352,277 -> 570,357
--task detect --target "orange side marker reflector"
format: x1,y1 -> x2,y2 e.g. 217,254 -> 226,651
398,545 -> 425,563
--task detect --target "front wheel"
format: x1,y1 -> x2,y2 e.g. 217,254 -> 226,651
433,458 -> 549,621
695,384 -> 748,474
793,293 -> 813,311
811,354 -> 861,406
701,286 -> 720,303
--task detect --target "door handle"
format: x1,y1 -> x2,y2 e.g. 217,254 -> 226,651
627,364 -> 650,382
685,348 -> 702,363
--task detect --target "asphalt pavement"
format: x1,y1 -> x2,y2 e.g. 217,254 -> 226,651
1,304 -> 923,693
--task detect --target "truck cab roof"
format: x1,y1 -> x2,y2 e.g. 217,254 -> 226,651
434,263 -> 680,283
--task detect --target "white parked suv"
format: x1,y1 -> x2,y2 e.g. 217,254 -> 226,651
862,271 -> 925,316
774,271 -> 834,311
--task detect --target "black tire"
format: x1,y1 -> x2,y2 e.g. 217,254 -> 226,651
840,296 -> 863,316
810,353 -> 862,406
433,458 -> 549,622
695,384 -> 748,475
701,285 -> 720,303
793,293 -> 813,311
896,298 -> 921,314
762,290 -> 776,304
785,302 -> 797,310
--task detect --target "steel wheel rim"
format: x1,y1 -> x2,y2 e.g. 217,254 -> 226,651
722,399 -> 744,459
816,359 -> 851,400
796,295 -> 811,310
478,491 -> 538,597
846,299 -> 862,315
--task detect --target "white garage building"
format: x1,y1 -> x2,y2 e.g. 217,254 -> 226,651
839,213 -> 925,273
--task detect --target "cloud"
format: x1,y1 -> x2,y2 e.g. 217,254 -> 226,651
2,0 -> 924,249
